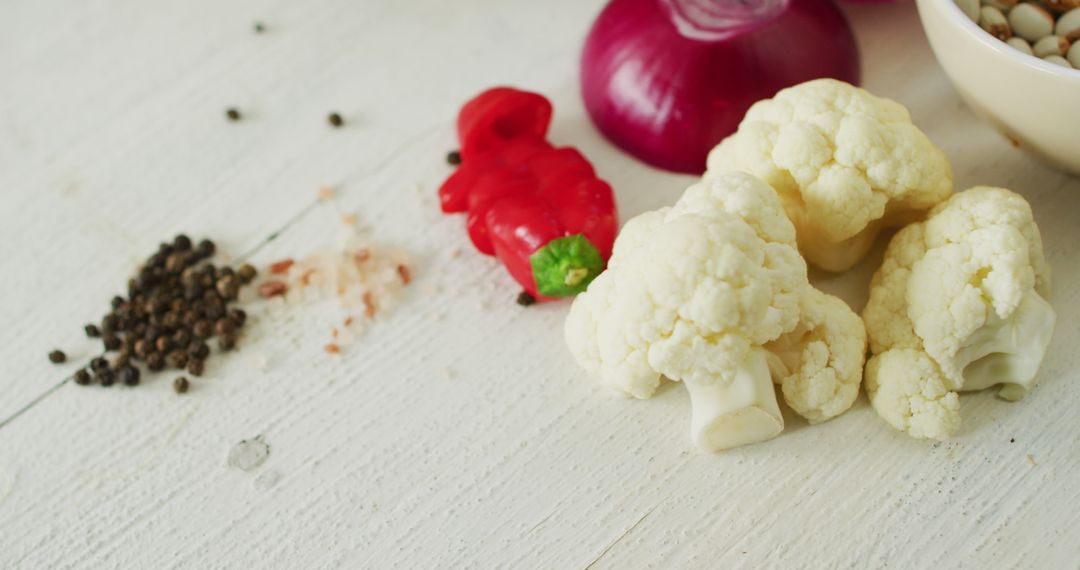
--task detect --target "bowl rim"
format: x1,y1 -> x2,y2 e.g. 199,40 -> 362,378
925,0 -> 1080,80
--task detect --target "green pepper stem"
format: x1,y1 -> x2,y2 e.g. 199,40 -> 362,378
564,267 -> 589,287
529,234 -> 605,298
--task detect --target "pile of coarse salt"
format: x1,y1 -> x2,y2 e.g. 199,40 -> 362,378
258,226 -> 413,353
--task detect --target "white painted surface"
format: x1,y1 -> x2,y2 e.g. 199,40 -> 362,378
1,0 -> 1078,568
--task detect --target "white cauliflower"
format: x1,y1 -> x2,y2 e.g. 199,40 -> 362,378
564,172 -> 866,452
862,187 -> 1056,440
765,287 -> 867,424
705,79 -> 954,272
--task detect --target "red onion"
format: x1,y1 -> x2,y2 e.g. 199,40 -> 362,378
581,0 -> 860,174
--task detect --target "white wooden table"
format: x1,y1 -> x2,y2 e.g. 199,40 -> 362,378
2,0 -> 1079,567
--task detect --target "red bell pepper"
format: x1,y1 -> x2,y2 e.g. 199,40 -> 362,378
456,87 -> 552,161
438,87 -> 618,300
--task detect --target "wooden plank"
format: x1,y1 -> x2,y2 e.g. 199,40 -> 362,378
1,0 -> 1078,568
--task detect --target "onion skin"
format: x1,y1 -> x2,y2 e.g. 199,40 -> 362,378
581,0 -> 860,174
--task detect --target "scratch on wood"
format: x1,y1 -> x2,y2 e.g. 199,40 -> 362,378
527,509 -> 557,533
0,378 -> 69,431
1,345 -> 127,433
583,504 -> 660,570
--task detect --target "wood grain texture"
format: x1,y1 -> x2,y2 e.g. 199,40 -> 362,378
1,0 -> 1078,568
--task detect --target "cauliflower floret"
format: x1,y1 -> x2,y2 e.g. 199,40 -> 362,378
565,172 -> 867,452
705,79 -> 953,272
864,349 -> 960,440
862,187 -> 1056,440
766,288 -> 867,424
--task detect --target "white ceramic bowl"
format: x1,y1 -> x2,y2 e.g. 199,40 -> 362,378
917,0 -> 1080,175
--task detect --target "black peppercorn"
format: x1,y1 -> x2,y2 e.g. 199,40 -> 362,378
90,356 -> 109,371
48,349 -> 67,364
119,365 -> 140,386
254,21 -> 265,33
182,308 -> 199,325
173,234 -> 192,250
183,285 -> 203,302
218,332 -> 237,351
188,340 -> 210,359
328,112 -> 344,127
146,352 -> 165,372
187,358 -> 205,377
165,253 -> 188,273
205,302 -> 226,321
237,264 -> 257,284
193,320 -> 212,339
172,329 -> 191,347
173,376 -> 190,394
215,318 -> 234,336
155,336 -> 173,354
167,350 -> 189,369
73,369 -> 92,385
111,295 -> 126,309
216,276 -> 239,301
162,311 -> 180,329
226,108 -> 241,121
228,308 -> 247,327
103,335 -> 122,351
112,352 -> 130,369
134,339 -> 150,359
446,150 -> 462,166
146,298 -> 166,316
516,291 -> 536,307
102,314 -> 119,334
85,323 -> 101,337
96,368 -> 115,387
196,239 -> 216,258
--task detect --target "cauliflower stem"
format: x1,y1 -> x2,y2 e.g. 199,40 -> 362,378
955,290 -> 1055,401
685,349 -> 784,451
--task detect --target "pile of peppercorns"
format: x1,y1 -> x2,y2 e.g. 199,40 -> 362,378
49,235 -> 256,393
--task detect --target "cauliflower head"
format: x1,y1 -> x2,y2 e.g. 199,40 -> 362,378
862,187 -> 1056,440
705,79 -> 953,272
565,172 -> 866,452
